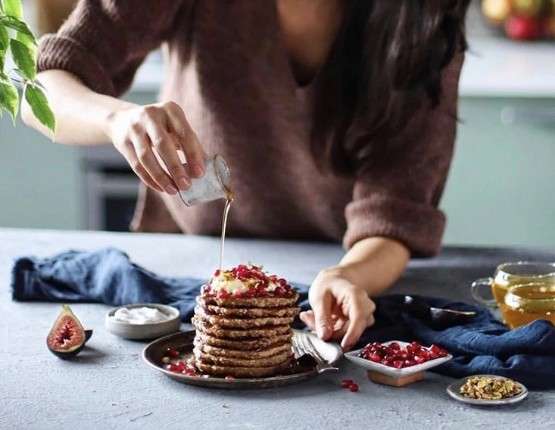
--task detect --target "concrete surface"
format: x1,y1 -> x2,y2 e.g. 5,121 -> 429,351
1,228 -> 554,430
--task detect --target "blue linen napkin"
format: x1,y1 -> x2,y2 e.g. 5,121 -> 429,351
11,248 -> 555,389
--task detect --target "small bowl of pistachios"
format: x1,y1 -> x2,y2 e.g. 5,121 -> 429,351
447,375 -> 528,406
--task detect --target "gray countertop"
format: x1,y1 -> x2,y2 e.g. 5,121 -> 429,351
1,228 -> 554,430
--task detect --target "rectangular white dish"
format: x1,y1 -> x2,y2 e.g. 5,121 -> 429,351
344,340 -> 452,377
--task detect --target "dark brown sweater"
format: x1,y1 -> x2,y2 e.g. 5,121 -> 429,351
38,0 -> 463,256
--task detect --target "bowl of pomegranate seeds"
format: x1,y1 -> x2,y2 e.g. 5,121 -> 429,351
345,340 -> 452,377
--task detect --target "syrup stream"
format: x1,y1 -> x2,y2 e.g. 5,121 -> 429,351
219,194 -> 233,270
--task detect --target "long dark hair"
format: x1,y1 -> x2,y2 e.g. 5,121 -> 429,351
311,0 -> 470,175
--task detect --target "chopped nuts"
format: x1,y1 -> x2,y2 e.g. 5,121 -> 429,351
459,376 -> 522,400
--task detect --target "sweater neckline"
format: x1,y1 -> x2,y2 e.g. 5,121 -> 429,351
269,1 -> 320,94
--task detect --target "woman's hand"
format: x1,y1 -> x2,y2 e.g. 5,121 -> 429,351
299,267 -> 376,351
105,101 -> 205,194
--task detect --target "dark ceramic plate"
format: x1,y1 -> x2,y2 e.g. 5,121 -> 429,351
142,329 -> 342,389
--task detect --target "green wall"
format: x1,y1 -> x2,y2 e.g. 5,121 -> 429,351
1,95 -> 554,248
441,97 -> 555,248
0,116 -> 82,230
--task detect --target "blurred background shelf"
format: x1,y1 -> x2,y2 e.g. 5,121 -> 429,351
0,0 -> 554,248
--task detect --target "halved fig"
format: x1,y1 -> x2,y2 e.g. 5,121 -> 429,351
46,305 -> 91,359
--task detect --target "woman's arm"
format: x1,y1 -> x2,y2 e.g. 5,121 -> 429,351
338,236 -> 409,295
301,52 -> 465,350
23,0 -> 201,193
22,70 -> 130,144
300,237 -> 409,351
23,70 -> 205,194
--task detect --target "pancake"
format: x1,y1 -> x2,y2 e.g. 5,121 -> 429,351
197,297 -> 299,318
195,331 -> 293,351
194,358 -> 293,378
194,306 -> 295,328
194,347 -> 293,368
192,316 -> 291,339
194,339 -> 292,359
201,293 -> 299,309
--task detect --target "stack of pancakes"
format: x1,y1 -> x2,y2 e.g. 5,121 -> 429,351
191,265 -> 300,378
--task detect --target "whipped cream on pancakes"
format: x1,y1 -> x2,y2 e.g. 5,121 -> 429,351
203,265 -> 294,298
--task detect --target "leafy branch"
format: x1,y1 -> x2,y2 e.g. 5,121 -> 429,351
0,0 -> 55,132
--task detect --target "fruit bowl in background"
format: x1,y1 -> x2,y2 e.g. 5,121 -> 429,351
482,0 -> 555,40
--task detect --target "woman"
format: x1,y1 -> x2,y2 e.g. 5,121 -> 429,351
24,0 -> 470,350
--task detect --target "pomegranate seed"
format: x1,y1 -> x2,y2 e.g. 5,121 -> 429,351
388,342 -> 400,350
392,360 -> 404,369
430,345 -> 447,356
214,270 -> 221,276
349,383 -> 359,392
225,376 -> 235,381
368,353 -> 382,362
341,379 -> 354,388
414,355 -> 426,364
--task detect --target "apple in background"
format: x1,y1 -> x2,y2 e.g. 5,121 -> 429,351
505,15 -> 544,39
511,0 -> 546,17
482,0 -> 512,24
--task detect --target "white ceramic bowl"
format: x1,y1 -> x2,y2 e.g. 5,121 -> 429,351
344,340 -> 452,377
105,303 -> 181,340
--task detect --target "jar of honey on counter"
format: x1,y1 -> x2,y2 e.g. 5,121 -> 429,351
502,282 -> 555,329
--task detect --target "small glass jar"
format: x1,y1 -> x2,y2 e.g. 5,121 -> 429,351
178,155 -> 231,206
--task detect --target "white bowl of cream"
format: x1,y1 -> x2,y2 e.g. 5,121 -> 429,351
105,304 -> 181,340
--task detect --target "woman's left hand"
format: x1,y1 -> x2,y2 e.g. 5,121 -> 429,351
299,267 -> 376,351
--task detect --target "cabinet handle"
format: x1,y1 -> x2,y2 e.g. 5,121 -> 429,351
501,107 -> 555,125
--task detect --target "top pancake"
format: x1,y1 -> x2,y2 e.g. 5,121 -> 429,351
201,292 -> 299,308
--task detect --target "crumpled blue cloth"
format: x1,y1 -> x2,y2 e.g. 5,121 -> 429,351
11,248 -> 555,389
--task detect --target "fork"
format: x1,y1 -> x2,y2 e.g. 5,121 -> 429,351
292,332 -> 338,374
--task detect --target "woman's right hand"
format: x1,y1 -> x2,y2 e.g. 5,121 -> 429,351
105,101 -> 205,194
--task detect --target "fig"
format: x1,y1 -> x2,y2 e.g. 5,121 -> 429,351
46,305 -> 92,359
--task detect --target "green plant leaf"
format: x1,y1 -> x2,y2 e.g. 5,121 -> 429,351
2,0 -> 23,19
0,16 -> 36,42
16,31 -> 36,50
0,24 -> 8,52
10,38 -> 36,80
0,75 -> 19,122
24,83 -> 55,132
0,24 -> 8,71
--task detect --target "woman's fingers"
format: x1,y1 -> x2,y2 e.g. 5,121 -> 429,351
310,292 -> 334,341
300,311 -> 347,340
163,101 -> 205,178
129,125 -> 178,194
142,107 -> 190,190
341,299 -> 376,351
117,140 -> 163,192
299,311 -> 315,329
